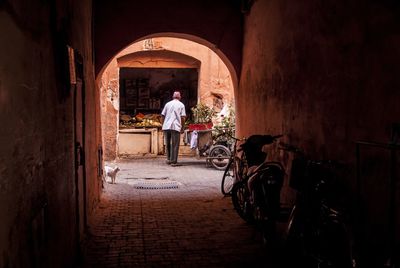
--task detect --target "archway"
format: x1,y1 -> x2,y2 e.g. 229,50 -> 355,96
97,35 -> 237,161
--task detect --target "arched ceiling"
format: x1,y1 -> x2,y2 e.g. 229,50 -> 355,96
94,0 -> 243,78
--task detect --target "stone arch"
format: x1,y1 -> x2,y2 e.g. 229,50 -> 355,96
97,33 -> 238,92
97,35 -> 236,160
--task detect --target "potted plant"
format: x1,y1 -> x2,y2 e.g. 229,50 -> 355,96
189,103 -> 215,130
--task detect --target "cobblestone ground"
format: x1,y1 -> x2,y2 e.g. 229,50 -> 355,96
82,157 -> 285,268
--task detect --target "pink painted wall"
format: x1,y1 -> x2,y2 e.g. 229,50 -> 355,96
240,0 -> 400,153
238,0 -> 400,262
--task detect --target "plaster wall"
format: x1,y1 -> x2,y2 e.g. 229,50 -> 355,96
239,0 -> 400,262
99,38 -> 234,160
0,0 -> 100,267
240,0 -> 400,156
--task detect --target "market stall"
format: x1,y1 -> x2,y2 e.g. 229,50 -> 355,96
118,113 -> 163,156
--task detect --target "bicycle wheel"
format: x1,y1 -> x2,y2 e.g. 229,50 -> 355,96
231,180 -> 253,223
209,145 -> 231,170
284,204 -> 307,266
253,181 -> 277,247
221,158 -> 234,196
235,153 -> 248,180
285,205 -> 355,268
316,219 -> 355,268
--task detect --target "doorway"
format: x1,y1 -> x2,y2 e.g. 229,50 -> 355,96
72,48 -> 87,250
99,36 -> 235,161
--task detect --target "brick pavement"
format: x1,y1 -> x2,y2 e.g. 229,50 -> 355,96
82,156 -> 286,268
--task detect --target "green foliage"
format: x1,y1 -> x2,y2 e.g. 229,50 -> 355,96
191,103 -> 216,123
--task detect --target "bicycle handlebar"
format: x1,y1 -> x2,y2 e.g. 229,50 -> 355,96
222,131 -> 245,142
213,129 -> 284,145
272,134 -> 283,140
244,134 -> 283,146
278,142 -> 303,153
278,143 -> 346,169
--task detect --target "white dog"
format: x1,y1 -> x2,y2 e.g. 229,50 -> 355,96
104,165 -> 120,184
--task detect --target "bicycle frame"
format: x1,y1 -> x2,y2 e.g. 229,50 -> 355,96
281,143 -> 355,268
230,134 -> 285,244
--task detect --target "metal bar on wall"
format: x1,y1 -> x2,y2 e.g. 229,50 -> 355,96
355,140 -> 399,266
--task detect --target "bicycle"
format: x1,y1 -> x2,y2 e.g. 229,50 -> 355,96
220,134 -> 247,196
230,134 -> 285,245
279,142 -> 356,268
221,133 -> 280,197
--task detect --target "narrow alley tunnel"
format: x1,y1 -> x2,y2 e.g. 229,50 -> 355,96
1,0 -> 400,267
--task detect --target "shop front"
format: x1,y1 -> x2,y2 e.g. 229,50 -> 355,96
117,67 -> 198,157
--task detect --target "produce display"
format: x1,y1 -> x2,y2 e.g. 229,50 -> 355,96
119,113 -> 162,128
134,118 -> 162,128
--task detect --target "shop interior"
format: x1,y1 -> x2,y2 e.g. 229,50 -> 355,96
119,67 -> 198,128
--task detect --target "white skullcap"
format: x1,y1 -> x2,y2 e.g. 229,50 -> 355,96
173,91 -> 181,99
